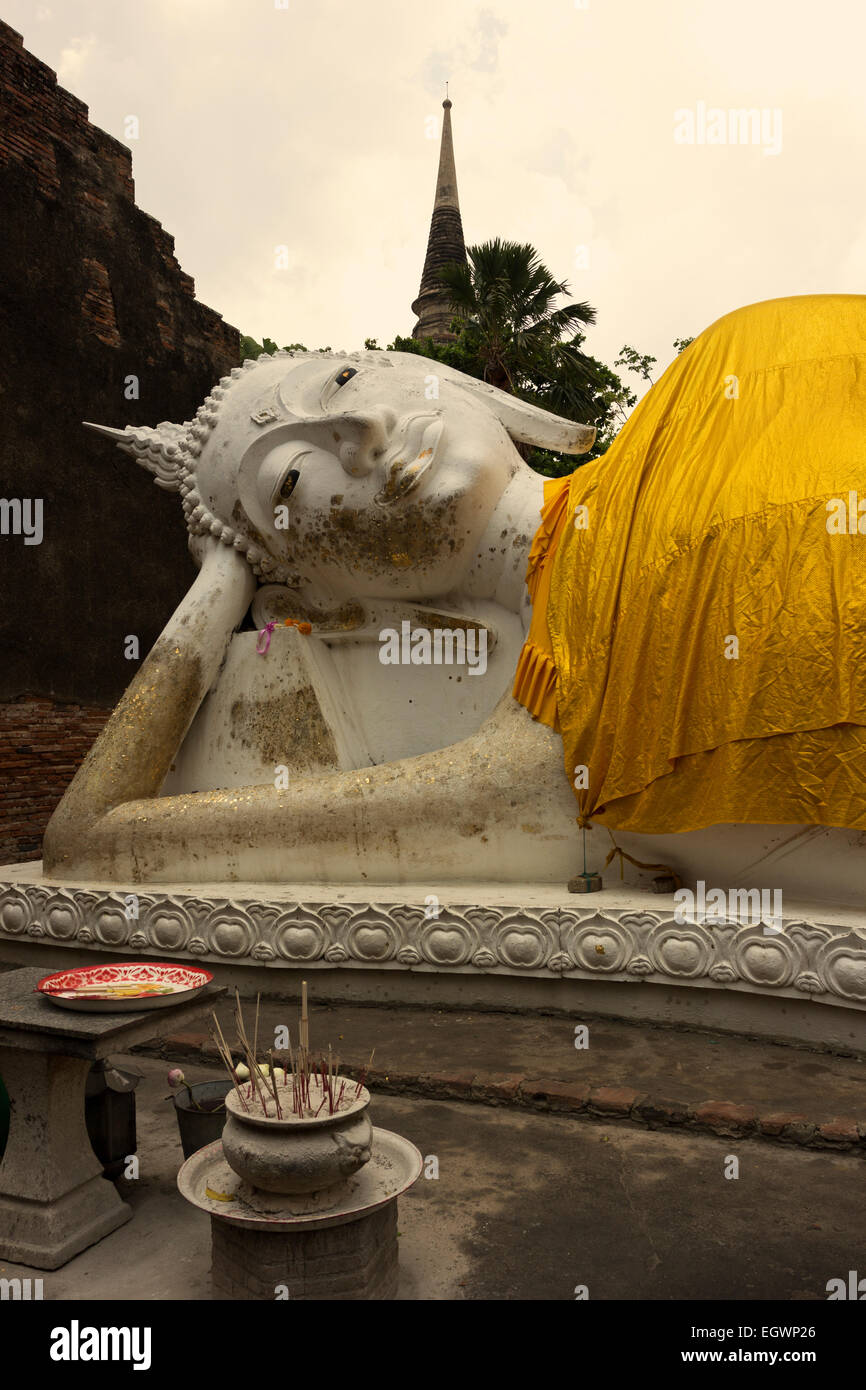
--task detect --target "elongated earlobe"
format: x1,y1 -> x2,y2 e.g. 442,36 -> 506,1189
457,377 -> 596,454
384,350 -> 595,455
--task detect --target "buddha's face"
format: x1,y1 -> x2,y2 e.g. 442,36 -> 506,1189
197,352 -> 519,600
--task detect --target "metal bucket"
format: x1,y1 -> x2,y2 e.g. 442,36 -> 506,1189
173,1080 -> 232,1159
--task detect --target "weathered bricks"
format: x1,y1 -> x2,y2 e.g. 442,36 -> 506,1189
425,1071 -> 477,1098
634,1096 -> 692,1126
817,1118 -> 859,1146
0,697 -> 110,862
210,1199 -> 399,1300
693,1101 -> 758,1136
759,1111 -> 808,1137
0,18 -> 239,845
781,1119 -> 817,1145
150,1031 -> 866,1159
520,1078 -> 592,1112
470,1073 -> 524,1104
588,1085 -> 643,1116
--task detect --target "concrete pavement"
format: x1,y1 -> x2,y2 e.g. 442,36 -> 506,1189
2,1053 -> 863,1301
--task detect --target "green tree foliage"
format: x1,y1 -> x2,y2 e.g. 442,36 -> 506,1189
436,238 -> 598,392
239,335 -> 330,360
615,344 -> 657,386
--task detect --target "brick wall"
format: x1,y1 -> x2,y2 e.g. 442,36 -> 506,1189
0,700 -> 111,863
0,20 -> 241,864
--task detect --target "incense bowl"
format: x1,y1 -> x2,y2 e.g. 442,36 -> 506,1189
222,1080 -> 373,1194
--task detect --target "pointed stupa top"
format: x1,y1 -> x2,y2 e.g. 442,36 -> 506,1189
411,90 -> 467,343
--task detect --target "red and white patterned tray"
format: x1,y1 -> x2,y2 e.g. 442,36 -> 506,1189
36,962 -> 213,1012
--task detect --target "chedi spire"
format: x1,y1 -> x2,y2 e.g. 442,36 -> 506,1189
411,91 -> 467,343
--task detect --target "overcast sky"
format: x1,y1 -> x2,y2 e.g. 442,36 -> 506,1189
7,0 -> 866,392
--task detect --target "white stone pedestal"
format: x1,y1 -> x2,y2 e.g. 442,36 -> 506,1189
0,1046 -> 130,1269
3,867 -> 866,1050
0,967 -> 224,1269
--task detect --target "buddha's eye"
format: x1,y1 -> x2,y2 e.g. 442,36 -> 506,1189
279,468 -> 301,501
320,364 -> 361,411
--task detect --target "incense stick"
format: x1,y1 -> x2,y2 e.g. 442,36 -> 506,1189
210,985 -> 362,1122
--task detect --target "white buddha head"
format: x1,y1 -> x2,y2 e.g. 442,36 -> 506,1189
86,348 -> 594,602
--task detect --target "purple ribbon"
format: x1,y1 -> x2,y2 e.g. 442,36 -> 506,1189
256,621 -> 277,655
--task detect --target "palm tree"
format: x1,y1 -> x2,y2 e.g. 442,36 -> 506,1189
437,239 -> 600,407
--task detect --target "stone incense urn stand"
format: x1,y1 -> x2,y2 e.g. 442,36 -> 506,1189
222,1081 -> 372,1195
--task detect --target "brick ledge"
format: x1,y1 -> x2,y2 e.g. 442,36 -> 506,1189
142,1031 -> 866,1155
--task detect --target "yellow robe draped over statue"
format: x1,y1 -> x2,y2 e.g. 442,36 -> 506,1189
512,293 -> 866,833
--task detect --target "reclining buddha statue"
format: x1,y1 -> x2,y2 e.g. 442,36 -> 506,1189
44,293 -> 866,905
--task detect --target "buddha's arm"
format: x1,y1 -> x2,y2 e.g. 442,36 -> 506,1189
45,674 -> 575,884
43,538 -> 256,875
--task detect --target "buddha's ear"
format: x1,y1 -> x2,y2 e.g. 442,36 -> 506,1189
386,352 -> 595,455
456,377 -> 596,454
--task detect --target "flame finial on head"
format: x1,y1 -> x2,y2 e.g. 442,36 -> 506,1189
83,420 -> 190,491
